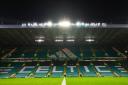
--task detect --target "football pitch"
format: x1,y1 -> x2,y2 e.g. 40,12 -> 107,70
0,77 -> 128,85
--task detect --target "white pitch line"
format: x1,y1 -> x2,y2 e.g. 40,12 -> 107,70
61,77 -> 66,85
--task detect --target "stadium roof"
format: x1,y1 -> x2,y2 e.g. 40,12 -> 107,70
0,27 -> 128,47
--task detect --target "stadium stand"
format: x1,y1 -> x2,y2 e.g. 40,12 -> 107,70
1,47 -> 125,61
0,46 -> 128,78
0,61 -> 128,78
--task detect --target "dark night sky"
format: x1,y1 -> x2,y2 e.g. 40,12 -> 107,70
0,0 -> 128,23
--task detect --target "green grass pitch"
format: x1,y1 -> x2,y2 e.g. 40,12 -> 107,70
0,77 -> 128,85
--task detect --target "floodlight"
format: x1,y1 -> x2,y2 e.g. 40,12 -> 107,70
35,39 -> 44,43
21,23 -> 27,27
76,21 -> 81,27
58,20 -> 71,27
85,39 -> 94,42
66,39 -> 75,42
33,22 -> 38,27
44,21 -> 53,27
55,39 -> 63,42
